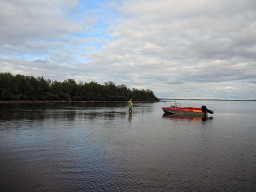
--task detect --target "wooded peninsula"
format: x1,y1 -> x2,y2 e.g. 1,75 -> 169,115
0,72 -> 159,102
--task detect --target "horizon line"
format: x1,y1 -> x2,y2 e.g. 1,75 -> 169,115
159,98 -> 256,101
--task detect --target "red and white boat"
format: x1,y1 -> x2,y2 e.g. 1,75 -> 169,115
162,105 -> 214,116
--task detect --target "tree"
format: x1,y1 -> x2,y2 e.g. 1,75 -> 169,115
0,73 -> 14,100
0,72 -> 159,101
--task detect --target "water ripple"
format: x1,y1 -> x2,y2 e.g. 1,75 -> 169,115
1,102 -> 256,191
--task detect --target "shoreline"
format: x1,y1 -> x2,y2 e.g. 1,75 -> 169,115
160,99 -> 256,101
0,100 -> 157,104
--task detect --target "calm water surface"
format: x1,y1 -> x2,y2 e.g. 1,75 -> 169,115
0,101 -> 256,192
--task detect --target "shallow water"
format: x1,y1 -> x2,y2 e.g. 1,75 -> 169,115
0,101 -> 256,192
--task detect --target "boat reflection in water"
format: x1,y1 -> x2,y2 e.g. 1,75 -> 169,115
162,113 -> 213,122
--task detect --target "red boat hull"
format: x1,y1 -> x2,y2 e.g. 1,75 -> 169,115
162,107 -> 203,116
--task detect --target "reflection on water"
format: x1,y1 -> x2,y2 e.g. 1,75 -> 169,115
0,103 -> 131,122
0,101 -> 256,192
128,114 -> 133,122
162,113 -> 214,122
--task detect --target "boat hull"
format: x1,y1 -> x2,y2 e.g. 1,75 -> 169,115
162,107 -> 205,117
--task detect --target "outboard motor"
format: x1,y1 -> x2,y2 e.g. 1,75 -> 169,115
201,106 -> 214,114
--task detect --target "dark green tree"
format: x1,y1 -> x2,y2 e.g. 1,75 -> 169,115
0,72 -> 159,101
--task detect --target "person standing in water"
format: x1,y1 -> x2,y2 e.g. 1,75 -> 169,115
128,99 -> 133,114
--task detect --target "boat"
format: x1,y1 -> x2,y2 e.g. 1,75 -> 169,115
162,105 -> 214,117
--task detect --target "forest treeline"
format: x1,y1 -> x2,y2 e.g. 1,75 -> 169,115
0,73 -> 159,101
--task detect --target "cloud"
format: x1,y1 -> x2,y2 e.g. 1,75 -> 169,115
0,0 -> 256,99
85,0 -> 256,99
0,0 -> 105,79
0,0 -> 83,44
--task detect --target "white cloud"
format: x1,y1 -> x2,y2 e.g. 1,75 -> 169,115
0,0 -> 83,44
85,0 -> 256,99
0,0 -> 256,99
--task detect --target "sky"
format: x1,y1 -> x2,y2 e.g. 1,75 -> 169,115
0,0 -> 256,99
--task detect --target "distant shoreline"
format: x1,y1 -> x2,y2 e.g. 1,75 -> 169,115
0,100 -> 157,104
160,99 -> 256,101
0,99 -> 255,104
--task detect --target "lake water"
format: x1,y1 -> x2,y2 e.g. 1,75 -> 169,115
0,100 -> 256,192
